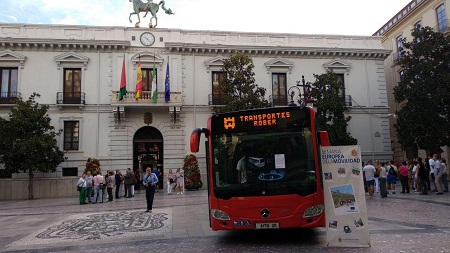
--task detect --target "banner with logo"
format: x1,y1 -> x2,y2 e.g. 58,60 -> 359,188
321,145 -> 370,247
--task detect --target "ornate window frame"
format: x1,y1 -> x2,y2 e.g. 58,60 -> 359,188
264,58 -> 294,105
0,50 -> 27,98
204,56 -> 227,105
323,58 -> 352,75
54,52 -> 89,96
204,55 -> 226,73
131,52 -> 164,70
264,57 -> 294,74
0,50 -> 27,69
323,58 -> 352,105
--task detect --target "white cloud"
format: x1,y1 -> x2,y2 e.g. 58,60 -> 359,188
0,14 -> 18,22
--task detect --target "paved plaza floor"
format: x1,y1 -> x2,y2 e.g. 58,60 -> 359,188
1,185 -> 450,252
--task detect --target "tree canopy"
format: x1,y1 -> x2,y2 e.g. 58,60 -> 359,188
311,70 -> 358,146
0,93 -> 65,199
394,27 -> 450,154
216,51 -> 271,113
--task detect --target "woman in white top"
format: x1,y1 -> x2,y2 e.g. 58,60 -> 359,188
166,169 -> 175,195
175,168 -> 184,195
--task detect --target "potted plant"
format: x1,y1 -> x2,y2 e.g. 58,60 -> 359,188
183,154 -> 203,190
84,158 -> 101,176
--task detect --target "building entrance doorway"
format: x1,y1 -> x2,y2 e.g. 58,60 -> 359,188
133,126 -> 163,189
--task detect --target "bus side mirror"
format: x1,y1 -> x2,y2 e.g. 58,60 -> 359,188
319,131 -> 330,146
190,128 -> 202,153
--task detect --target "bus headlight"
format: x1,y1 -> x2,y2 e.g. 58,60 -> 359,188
211,209 -> 230,220
303,204 -> 324,218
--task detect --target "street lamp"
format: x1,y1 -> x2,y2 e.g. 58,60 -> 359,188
288,75 -> 314,107
288,85 -> 302,106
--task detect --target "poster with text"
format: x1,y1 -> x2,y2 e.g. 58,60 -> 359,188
321,145 -> 370,247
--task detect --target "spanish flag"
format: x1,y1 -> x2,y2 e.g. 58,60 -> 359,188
135,59 -> 142,101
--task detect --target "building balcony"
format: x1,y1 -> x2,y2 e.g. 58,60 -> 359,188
434,19 -> 450,35
208,94 -> 225,106
57,92 -> 85,106
0,91 -> 21,105
269,95 -> 288,106
111,91 -> 182,107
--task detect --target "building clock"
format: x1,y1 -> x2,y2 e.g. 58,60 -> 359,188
140,32 -> 155,46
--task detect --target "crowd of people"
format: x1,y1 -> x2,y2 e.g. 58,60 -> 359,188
363,154 -> 448,198
76,167 -> 185,210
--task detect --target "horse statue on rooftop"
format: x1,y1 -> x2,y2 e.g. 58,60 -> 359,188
129,0 -> 175,28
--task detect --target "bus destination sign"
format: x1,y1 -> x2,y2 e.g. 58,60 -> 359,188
213,107 -> 309,133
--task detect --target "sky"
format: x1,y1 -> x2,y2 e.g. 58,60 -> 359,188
0,0 -> 412,36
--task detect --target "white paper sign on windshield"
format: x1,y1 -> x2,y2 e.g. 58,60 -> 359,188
274,154 -> 286,169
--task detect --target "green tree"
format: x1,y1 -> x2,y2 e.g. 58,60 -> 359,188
394,27 -> 450,154
217,51 -> 271,113
0,93 -> 65,199
311,70 -> 357,145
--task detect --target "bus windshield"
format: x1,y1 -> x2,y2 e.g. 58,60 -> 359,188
212,127 -> 316,199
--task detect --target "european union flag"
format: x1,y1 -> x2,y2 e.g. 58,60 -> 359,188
164,62 -> 170,103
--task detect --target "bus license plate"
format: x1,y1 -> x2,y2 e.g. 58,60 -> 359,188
255,223 -> 279,229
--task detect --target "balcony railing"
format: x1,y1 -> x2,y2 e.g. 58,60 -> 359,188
57,92 -> 85,105
269,95 -> 288,106
0,91 -> 21,104
111,91 -> 182,104
434,19 -> 450,34
208,94 -> 225,106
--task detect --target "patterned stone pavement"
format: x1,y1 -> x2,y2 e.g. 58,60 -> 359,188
1,186 -> 450,252
10,209 -> 171,246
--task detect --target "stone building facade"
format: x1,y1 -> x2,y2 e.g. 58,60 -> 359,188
0,23 -> 392,198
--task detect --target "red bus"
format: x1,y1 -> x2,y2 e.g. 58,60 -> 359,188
190,105 -> 329,230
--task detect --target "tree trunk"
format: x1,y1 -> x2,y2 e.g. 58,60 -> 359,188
28,169 -> 34,200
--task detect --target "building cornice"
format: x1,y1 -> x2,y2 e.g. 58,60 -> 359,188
165,43 -> 391,59
0,38 -> 130,51
373,0 -> 428,36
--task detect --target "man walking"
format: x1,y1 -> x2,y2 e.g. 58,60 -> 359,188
143,167 -> 158,213
363,160 -> 376,198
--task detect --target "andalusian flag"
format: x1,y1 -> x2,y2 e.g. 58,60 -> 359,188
135,59 -> 142,101
118,58 -> 127,101
151,60 -> 157,103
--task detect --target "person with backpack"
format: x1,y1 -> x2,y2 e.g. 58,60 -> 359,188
386,160 -> 398,194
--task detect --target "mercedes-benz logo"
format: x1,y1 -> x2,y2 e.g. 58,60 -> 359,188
261,208 -> 270,219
